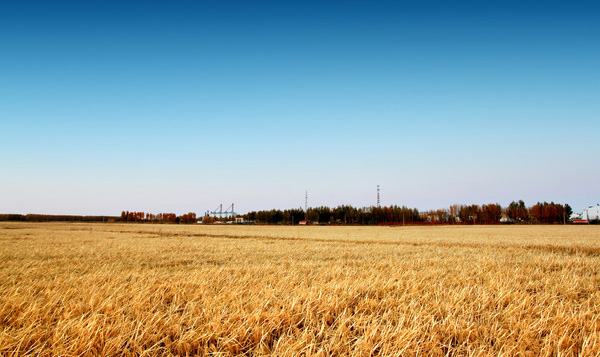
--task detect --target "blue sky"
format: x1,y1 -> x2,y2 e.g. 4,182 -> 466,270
1,0 -> 599,215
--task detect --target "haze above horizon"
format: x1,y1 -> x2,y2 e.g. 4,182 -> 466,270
2,0 -> 599,215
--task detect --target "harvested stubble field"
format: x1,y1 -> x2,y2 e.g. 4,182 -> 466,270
1,223 -> 600,356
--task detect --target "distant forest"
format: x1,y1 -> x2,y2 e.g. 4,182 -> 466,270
1,201 -> 572,225
244,201 -> 572,225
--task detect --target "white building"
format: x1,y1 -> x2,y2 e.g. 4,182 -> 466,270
581,205 -> 600,223
207,210 -> 237,219
207,204 -> 237,219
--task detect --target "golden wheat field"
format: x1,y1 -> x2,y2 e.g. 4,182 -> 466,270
1,223 -> 600,356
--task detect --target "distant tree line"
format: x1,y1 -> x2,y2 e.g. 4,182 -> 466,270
527,202 -> 572,224
0,212 -> 199,224
120,211 -> 197,224
245,205 -> 421,225
0,201 -> 573,225
243,201 -> 572,225
0,214 -> 119,222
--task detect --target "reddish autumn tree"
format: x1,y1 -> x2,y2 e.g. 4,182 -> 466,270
179,212 -> 197,224
482,203 -> 502,223
506,200 -> 528,222
529,204 -> 542,223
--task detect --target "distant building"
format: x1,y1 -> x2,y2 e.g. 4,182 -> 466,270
499,214 -> 515,224
208,211 -> 237,219
569,213 -> 582,221
207,203 -> 237,219
576,205 -> 600,224
418,212 -> 430,222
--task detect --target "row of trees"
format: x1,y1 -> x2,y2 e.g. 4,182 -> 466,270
0,214 -> 118,222
0,201 -> 572,225
427,201 -> 570,224
245,205 -> 422,225
243,201 -> 572,225
414,201 -> 571,224
528,202 -> 572,224
120,211 -> 197,224
0,211 -> 199,224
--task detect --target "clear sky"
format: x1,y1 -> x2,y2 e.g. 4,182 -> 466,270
1,0 -> 599,215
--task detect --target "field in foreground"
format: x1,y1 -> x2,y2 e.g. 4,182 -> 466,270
1,223 -> 600,356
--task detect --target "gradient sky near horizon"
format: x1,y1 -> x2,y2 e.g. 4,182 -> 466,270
1,0 -> 599,215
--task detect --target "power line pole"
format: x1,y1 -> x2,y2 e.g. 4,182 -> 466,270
377,185 -> 380,207
305,190 -> 308,211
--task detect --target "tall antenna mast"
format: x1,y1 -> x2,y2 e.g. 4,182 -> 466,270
377,185 -> 380,207
305,190 -> 308,211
